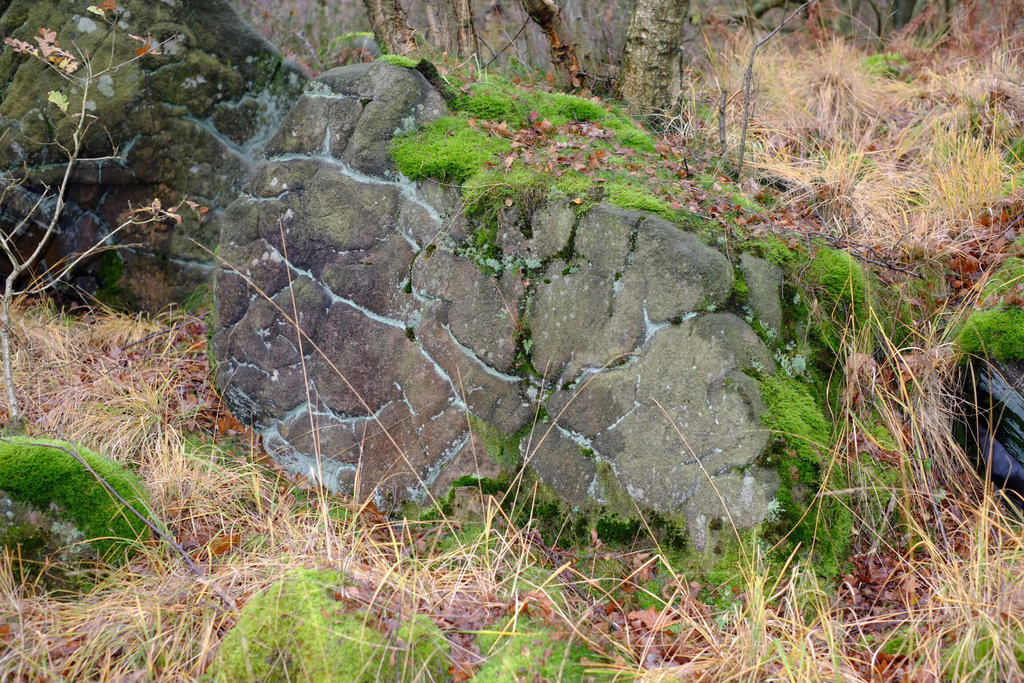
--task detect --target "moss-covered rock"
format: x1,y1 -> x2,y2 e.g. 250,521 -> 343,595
0,437 -> 151,563
209,569 -> 392,683
806,247 -> 870,352
0,0 -> 306,311
959,308 -> 1024,361
392,116 -> 511,185
960,258 -> 1024,361
377,54 -> 419,68
758,373 -> 852,577
475,617 -> 605,682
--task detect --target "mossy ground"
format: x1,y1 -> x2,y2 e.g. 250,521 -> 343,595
0,437 -> 151,563
209,569 -> 392,683
475,616 -> 605,682
757,373 -> 853,578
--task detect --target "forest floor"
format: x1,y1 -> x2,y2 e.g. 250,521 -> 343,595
4,5 -> 1024,682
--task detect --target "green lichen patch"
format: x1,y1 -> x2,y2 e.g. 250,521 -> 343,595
0,437 -> 151,563
209,569 -> 393,683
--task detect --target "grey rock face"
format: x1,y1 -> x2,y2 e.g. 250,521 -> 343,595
214,63 -> 785,545
0,0 -> 307,310
739,253 -> 784,335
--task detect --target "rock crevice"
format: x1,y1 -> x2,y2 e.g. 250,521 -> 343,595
214,63 -> 783,545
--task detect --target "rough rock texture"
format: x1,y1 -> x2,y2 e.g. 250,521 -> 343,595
739,253 -> 784,335
213,62 -> 783,545
0,0 -> 306,310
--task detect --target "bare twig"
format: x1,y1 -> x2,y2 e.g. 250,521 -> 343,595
736,0 -> 818,177
3,437 -> 237,612
483,18 -> 531,70
294,30 -> 325,73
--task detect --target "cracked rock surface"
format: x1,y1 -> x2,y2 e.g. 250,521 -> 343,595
0,0 -> 306,310
214,63 -> 782,545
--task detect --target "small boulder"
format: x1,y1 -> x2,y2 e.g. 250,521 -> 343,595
0,437 -> 152,580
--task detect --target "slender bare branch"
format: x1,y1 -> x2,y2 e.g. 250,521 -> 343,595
736,0 -> 817,177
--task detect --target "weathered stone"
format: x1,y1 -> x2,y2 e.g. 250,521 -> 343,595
0,0 -> 306,310
681,469 -> 781,552
414,250 -> 523,372
522,427 -> 599,507
535,314 -> 776,518
213,63 -> 786,547
313,63 -> 447,177
416,303 -> 533,435
739,252 -> 784,335
265,96 -> 363,157
216,63 -> 479,507
531,205 -> 734,383
496,199 -> 576,261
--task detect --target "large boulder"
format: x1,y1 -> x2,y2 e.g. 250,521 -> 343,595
0,0 -> 306,310
213,62 -> 782,547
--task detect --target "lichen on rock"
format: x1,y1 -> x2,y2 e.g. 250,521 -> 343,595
0,0 -> 307,310
213,62 -> 798,553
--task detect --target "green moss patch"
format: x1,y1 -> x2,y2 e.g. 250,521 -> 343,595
210,569 -> 394,683
861,52 -> 909,79
377,54 -> 419,68
956,256 -> 1024,361
0,437 -> 151,562
959,308 -> 1024,361
392,117 -> 510,185
394,613 -> 450,680
806,247 -> 870,352
604,181 -> 676,220
758,374 -> 852,577
475,618 -> 605,682
467,413 -> 526,469
759,374 -> 831,463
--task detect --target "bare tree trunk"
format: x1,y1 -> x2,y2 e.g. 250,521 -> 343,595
423,1 -> 451,52
452,0 -> 479,58
889,0 -> 914,29
618,0 -> 690,121
363,0 -> 418,55
518,0 -> 583,89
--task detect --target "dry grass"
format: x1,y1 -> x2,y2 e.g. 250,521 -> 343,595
1,295 -> 1023,681
690,27 -> 1024,257
5,9 -> 1024,681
